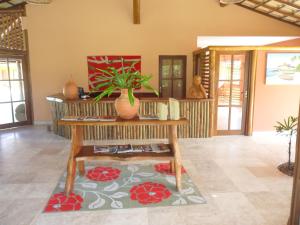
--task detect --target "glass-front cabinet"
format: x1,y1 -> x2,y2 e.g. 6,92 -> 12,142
159,56 -> 186,98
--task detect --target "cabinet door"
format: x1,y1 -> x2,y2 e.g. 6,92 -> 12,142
159,56 -> 186,98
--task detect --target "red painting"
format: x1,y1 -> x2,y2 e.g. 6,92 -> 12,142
87,56 -> 141,91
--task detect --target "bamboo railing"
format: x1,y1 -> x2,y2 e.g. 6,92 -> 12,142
47,95 -> 213,140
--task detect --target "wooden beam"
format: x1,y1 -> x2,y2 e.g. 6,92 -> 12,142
237,0 -> 300,27
209,50 -> 216,137
288,102 -> 300,225
253,0 -> 272,9
245,0 -> 300,19
133,0 -> 140,24
245,50 -> 257,136
275,0 -> 300,10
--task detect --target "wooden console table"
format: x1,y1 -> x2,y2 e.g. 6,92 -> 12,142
58,118 -> 188,195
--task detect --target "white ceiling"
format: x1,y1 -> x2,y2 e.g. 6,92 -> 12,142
197,36 -> 300,48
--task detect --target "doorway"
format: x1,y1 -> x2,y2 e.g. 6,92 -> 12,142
0,56 -> 32,129
215,51 -> 250,135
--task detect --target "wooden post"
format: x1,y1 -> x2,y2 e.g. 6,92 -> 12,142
133,0 -> 140,24
209,50 -> 216,137
288,103 -> 300,225
245,50 -> 258,136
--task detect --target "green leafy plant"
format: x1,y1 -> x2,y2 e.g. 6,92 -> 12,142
93,61 -> 158,106
274,116 -> 298,169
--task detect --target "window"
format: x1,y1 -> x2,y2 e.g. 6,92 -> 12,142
159,56 -> 186,98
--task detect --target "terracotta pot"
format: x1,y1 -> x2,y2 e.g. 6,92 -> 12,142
63,80 -> 78,100
115,89 -> 139,119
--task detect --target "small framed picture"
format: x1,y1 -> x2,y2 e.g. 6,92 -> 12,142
266,53 -> 300,85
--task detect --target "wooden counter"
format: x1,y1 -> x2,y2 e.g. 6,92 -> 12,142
47,93 -> 213,139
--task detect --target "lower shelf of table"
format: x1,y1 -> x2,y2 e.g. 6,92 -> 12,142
75,145 -> 174,162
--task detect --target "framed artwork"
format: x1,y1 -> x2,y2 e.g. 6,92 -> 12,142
87,55 -> 141,91
266,53 -> 300,85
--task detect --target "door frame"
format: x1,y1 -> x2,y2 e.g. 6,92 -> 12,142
0,52 -> 33,129
214,50 -> 252,136
158,55 -> 187,98
288,103 -> 300,225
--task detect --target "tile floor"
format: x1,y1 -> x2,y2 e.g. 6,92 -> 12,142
0,126 -> 295,225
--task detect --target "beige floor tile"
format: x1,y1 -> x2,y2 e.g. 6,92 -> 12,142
0,126 -> 295,225
0,198 -> 45,225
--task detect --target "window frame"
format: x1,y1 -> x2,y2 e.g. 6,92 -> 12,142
0,52 -> 33,129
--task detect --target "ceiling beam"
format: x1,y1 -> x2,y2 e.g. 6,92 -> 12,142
275,0 -> 300,10
245,0 -> 300,19
237,3 -> 300,27
133,0 -> 140,24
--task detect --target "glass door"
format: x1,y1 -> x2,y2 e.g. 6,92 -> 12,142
215,52 -> 249,135
0,56 -> 32,129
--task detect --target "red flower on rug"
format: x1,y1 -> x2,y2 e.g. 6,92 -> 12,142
86,166 -> 121,182
130,182 -> 171,205
44,192 -> 83,212
154,163 -> 186,176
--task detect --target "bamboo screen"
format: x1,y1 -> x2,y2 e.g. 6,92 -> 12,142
193,49 -> 212,98
0,10 -> 25,51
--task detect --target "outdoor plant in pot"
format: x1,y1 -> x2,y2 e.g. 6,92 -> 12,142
93,61 -> 158,119
274,116 -> 298,176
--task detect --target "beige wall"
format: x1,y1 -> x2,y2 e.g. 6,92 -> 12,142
253,40 -> 300,131
25,0 -> 300,122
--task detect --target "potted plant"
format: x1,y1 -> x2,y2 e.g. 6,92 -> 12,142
93,61 -> 158,119
274,116 -> 298,176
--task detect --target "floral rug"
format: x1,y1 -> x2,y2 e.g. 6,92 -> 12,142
44,162 -> 206,213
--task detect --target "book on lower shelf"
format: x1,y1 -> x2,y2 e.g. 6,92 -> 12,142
93,144 -> 171,154
61,116 -> 116,122
138,115 -> 159,120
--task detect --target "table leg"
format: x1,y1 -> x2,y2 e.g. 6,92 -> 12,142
78,161 -> 85,176
170,160 -> 175,173
169,125 -> 182,191
65,125 -> 83,196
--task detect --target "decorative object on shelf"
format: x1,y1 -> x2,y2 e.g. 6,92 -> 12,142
169,98 -> 180,120
63,80 -> 78,100
188,75 -> 207,99
266,53 -> 300,85
78,87 -> 85,98
87,56 -> 141,91
115,89 -> 140,119
15,103 -> 26,122
275,116 -> 298,176
157,103 -> 168,120
93,59 -> 158,120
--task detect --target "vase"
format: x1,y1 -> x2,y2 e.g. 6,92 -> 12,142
63,80 -> 78,100
115,89 -> 139,119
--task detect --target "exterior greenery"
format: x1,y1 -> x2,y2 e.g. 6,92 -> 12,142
274,116 -> 298,168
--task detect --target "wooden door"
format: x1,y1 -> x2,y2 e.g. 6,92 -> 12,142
215,52 -> 250,135
0,55 -> 32,129
159,56 -> 186,98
